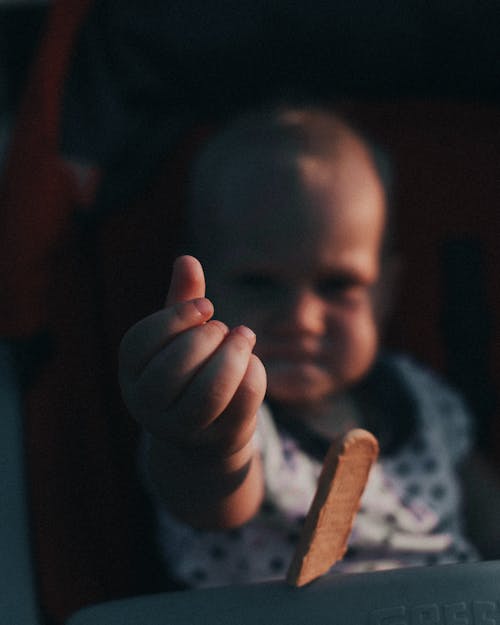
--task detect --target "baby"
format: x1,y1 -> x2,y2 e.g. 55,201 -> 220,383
119,103 -> 478,587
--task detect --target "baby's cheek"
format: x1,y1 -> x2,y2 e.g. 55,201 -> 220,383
352,312 -> 379,370
333,311 -> 379,380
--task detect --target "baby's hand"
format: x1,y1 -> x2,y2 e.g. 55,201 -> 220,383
119,255 -> 266,456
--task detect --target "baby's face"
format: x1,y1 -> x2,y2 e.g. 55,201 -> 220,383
202,137 -> 387,410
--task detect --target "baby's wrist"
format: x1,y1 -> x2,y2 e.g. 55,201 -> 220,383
150,434 -> 256,476
148,435 -> 263,527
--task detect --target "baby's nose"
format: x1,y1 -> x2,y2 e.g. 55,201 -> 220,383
279,288 -> 327,336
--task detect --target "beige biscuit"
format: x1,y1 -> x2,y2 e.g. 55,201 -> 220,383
286,428 -> 379,587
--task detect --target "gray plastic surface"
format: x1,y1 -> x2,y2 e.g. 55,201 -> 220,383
67,561 -> 500,625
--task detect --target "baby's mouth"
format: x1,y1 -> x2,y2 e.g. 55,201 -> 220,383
263,357 -> 336,405
261,351 -> 333,386
269,357 -> 319,373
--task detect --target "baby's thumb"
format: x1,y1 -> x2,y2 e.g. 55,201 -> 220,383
165,255 -> 206,306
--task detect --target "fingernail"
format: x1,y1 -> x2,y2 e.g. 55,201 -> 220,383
193,298 -> 213,316
234,325 -> 256,343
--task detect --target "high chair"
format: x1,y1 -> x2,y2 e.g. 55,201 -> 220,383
66,561 -> 500,625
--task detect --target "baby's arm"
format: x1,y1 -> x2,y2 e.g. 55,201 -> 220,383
119,255 -> 266,529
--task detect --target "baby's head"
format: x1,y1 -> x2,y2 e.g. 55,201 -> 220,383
186,103 -> 395,411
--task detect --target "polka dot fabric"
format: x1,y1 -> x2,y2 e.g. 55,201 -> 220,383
152,355 -> 478,587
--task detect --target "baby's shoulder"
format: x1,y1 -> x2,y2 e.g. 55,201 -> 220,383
384,352 -> 473,463
387,352 -> 468,413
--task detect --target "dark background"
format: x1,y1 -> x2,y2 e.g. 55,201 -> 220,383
1,2 -> 499,116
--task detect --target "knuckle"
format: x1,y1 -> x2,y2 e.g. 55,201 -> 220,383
167,301 -> 203,337
182,320 -> 227,353
171,300 -> 191,321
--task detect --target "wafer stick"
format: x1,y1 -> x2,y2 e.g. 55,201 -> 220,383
286,428 -> 379,587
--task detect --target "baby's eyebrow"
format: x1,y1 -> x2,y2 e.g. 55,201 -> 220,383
320,256 -> 381,283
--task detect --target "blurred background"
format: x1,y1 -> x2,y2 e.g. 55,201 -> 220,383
1,1 -> 499,169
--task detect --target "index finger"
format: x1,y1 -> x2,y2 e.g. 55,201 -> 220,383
119,297 -> 215,381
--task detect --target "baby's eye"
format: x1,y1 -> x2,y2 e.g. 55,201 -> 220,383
317,278 -> 365,304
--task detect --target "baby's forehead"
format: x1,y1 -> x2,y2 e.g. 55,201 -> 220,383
216,136 -> 377,214
187,109 -> 387,252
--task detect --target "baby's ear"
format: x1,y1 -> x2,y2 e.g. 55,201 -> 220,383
373,254 -> 402,328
